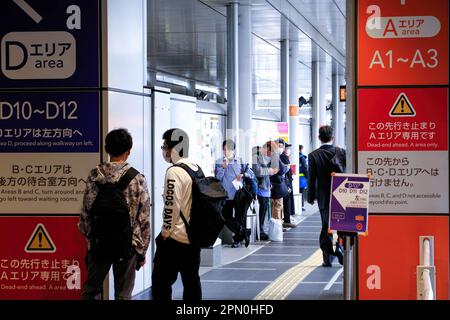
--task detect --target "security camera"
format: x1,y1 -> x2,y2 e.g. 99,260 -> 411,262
298,96 -> 312,108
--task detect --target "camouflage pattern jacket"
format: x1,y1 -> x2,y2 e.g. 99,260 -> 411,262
78,162 -> 151,256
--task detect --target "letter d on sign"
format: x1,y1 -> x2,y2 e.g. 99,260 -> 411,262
3,41 -> 28,71
366,265 -> 381,290
66,265 -> 81,290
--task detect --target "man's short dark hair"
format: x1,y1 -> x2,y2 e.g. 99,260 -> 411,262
162,128 -> 189,158
318,125 -> 334,143
105,128 -> 133,157
222,139 -> 235,151
299,144 -> 303,150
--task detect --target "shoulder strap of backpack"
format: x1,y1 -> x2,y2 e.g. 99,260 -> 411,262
173,162 -> 204,180
116,167 -> 140,190
334,146 -> 341,156
171,163 -> 200,230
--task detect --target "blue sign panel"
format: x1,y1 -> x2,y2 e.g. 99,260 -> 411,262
329,174 -> 370,233
0,91 -> 100,152
0,0 -> 99,88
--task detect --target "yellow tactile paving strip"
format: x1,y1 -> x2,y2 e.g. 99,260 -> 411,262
254,249 -> 323,300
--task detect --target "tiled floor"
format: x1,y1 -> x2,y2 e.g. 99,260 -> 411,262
166,202 -> 344,300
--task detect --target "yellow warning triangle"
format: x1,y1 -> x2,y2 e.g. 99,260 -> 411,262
389,93 -> 416,117
25,224 -> 56,253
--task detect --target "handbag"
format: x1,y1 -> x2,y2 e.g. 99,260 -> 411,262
270,180 -> 289,199
268,218 -> 283,242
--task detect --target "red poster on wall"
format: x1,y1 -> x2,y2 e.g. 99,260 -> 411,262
359,215 -> 449,300
0,216 -> 87,299
358,0 -> 449,86
358,87 -> 448,151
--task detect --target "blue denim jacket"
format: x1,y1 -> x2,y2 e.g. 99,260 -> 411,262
214,157 -> 242,200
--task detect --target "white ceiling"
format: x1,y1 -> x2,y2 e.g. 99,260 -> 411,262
147,0 -> 346,109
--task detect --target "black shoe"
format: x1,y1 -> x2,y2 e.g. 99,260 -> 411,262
244,230 -> 250,248
322,252 -> 333,267
335,246 -> 344,265
259,233 -> 268,241
231,242 -> 241,248
283,222 -> 296,228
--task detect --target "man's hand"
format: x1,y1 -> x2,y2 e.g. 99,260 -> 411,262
139,256 -> 146,268
236,174 -> 243,181
223,157 -> 229,169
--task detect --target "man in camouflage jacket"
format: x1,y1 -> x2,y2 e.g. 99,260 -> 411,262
78,128 -> 151,300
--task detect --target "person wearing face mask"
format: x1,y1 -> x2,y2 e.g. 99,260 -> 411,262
267,140 -> 289,223
275,139 -> 296,229
252,145 -> 278,240
152,128 -> 202,301
214,140 -> 248,248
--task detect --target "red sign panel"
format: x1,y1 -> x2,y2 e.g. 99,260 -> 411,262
358,88 -> 448,151
0,217 -> 87,299
358,0 -> 449,86
359,215 -> 449,300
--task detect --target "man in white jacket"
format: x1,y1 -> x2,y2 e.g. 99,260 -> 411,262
152,128 -> 202,301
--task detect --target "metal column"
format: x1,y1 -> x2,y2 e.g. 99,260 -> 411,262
337,73 -> 346,148
289,39 -> 300,195
226,2 -> 239,146
332,60 -> 339,144
216,24 -> 226,104
345,0 -> 356,173
318,49 -> 327,129
238,3 -> 252,163
312,44 -> 328,149
280,39 -> 289,123
343,236 -> 353,300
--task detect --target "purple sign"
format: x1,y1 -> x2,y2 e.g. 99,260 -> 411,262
329,174 -> 370,233
0,0 -> 100,88
0,91 -> 100,153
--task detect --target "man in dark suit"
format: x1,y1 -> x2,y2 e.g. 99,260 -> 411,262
307,125 -> 344,267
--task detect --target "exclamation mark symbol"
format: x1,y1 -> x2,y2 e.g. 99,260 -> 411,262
38,232 -> 42,247
401,100 -> 405,113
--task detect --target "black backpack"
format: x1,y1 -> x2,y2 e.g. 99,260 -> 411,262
329,147 -> 346,174
240,163 -> 258,200
88,167 -> 139,262
173,163 -> 228,248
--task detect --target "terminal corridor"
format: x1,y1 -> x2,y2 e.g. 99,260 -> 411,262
136,206 -> 344,300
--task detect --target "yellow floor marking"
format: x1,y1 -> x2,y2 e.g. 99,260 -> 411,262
254,249 -> 323,300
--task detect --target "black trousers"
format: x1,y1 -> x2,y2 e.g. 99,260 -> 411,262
222,200 -> 245,241
300,187 -> 306,207
151,235 -> 201,301
282,193 -> 295,223
319,208 -> 344,263
282,179 -> 295,223
319,208 -> 334,258
81,252 -> 137,300
257,196 -> 269,234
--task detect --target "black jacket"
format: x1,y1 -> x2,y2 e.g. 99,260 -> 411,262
270,158 -> 289,199
280,153 -> 292,182
307,145 -> 346,211
299,153 -> 308,179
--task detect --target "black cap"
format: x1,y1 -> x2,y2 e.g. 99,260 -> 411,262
275,138 -> 292,147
